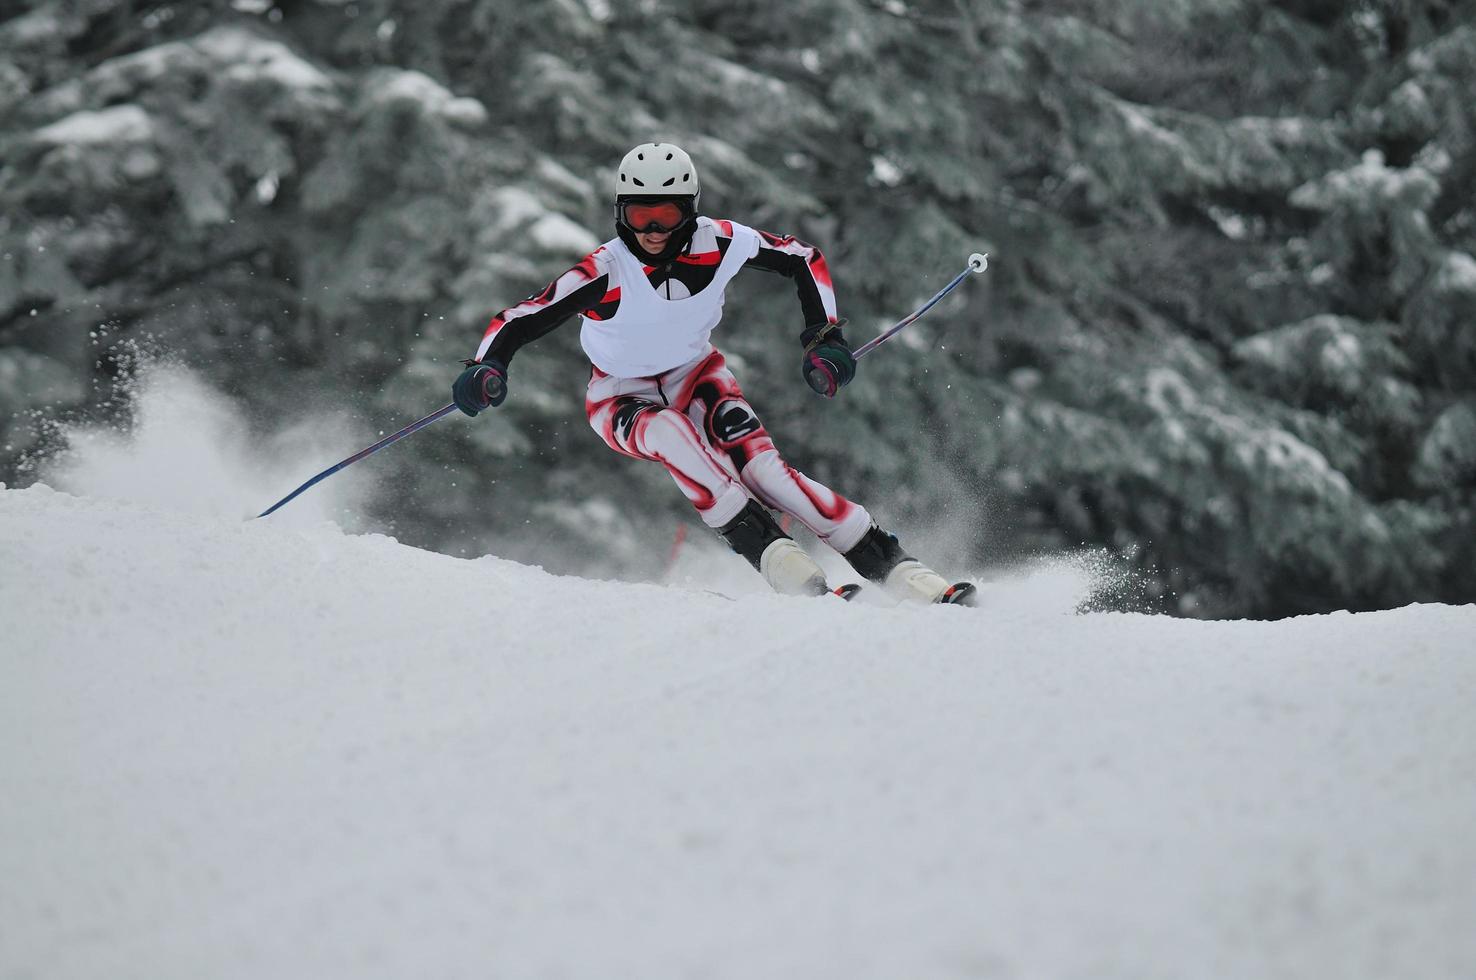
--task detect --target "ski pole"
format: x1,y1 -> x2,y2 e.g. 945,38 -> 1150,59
853,252 -> 989,360
256,403 -> 459,519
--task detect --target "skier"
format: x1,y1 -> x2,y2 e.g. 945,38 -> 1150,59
452,142 -> 974,605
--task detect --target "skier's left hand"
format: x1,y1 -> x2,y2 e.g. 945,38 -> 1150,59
452,359 -> 509,417
801,321 -> 856,398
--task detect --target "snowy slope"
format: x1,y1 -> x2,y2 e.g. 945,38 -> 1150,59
3,372 -> 1476,980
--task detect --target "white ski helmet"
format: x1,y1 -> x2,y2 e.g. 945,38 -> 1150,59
615,142 -> 700,200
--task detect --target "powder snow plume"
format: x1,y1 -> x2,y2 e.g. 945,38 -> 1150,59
32,359 -> 370,528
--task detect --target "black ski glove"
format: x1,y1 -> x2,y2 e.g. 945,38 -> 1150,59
452,359 -> 508,417
800,320 -> 856,398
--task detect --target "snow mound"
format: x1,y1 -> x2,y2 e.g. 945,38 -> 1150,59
2,386 -> 1474,979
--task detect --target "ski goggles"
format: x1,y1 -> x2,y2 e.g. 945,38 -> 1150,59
620,199 -> 694,233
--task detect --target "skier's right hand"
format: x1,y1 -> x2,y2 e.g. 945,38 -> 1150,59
452,359 -> 508,417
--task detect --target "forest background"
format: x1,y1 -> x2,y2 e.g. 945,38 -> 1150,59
2,0 -> 1474,618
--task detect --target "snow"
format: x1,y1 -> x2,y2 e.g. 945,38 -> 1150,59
32,104 -> 155,146
1290,149 -> 1441,212
0,7 -> 59,45
366,69 -> 488,128
1436,250 -> 1476,293
1229,422 -> 1353,499
1109,96 -> 1214,184
529,212 -> 601,255
709,55 -> 788,97
1319,328 -> 1363,376
1385,78 -> 1436,128
485,187 -> 602,256
195,27 -> 334,92
100,27 -> 333,95
3,369 -> 1475,980
1417,402 -> 1476,484
1207,203 -> 1249,240
870,154 -> 905,187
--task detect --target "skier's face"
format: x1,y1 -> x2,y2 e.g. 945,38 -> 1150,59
620,198 -> 692,257
634,229 -> 671,256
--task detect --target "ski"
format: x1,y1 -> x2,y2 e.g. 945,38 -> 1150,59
696,583 -> 862,602
939,582 -> 978,606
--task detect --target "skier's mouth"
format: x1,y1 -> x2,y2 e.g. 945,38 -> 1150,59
637,231 -> 670,253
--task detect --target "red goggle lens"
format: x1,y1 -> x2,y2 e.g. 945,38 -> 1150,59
623,201 -> 688,232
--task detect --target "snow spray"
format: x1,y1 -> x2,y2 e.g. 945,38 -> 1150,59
31,357 -> 370,526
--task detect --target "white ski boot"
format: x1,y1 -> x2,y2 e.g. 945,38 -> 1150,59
717,500 -> 834,597
844,526 -> 978,606
758,538 -> 830,597
881,559 -> 952,603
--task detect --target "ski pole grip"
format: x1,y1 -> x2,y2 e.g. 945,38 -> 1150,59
482,371 -> 506,406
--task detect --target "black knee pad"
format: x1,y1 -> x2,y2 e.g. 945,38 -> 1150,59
708,398 -> 761,447
611,398 -> 659,448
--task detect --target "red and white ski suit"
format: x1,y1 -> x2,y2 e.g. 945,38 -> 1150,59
473,216 -> 870,551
